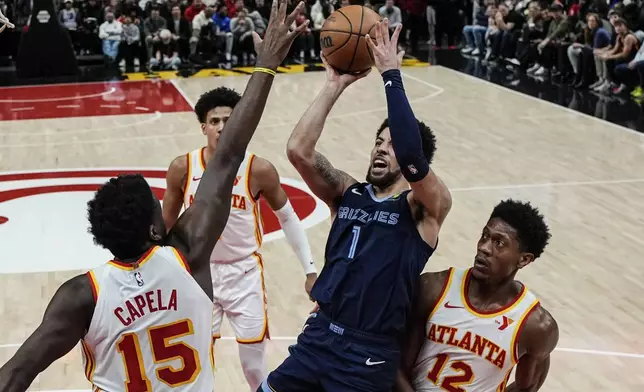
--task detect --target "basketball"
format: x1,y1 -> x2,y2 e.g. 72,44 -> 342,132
320,5 -> 381,73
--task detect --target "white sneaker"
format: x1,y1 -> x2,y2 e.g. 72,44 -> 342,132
507,58 -> 520,66
534,66 -> 548,76
471,48 -> 480,55
527,63 -> 540,73
461,47 -> 474,54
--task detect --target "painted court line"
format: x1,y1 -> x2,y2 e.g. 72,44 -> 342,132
0,87 -> 117,103
2,338 -> 643,359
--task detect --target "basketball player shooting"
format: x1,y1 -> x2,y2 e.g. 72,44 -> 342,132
0,1 -> 309,390
395,200 -> 559,392
163,87 -> 318,390
260,19 -> 452,392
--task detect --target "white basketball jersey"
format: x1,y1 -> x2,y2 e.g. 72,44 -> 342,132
82,246 -> 215,392
182,147 -> 263,262
412,268 -> 540,392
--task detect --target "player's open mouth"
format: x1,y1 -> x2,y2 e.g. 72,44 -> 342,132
372,158 -> 387,169
474,256 -> 490,269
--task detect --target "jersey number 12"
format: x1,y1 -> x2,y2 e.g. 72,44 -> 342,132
116,318 -> 203,391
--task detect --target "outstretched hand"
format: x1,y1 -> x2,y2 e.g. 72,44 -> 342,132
321,55 -> 371,88
366,18 -> 404,74
252,0 -> 309,70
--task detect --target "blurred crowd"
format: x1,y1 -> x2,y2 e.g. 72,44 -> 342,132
459,0 -> 644,99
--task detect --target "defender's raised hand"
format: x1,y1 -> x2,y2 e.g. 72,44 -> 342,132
366,18 -> 405,74
253,0 -> 309,70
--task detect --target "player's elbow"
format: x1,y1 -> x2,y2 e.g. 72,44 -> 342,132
286,143 -> 313,169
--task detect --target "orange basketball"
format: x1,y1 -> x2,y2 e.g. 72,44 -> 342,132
320,5 -> 381,73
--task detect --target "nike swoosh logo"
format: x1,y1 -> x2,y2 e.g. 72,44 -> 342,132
192,176 -> 201,181
444,302 -> 464,309
384,80 -> 392,87
365,358 -> 385,366
351,188 -> 361,195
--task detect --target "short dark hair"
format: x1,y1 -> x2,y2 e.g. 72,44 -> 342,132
194,87 -> 241,123
614,17 -> 628,27
490,199 -> 551,259
376,119 -> 437,165
87,174 -> 156,259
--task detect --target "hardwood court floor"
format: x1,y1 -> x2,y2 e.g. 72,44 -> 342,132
0,66 -> 643,391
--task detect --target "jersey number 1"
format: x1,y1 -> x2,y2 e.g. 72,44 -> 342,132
116,318 -> 201,391
348,226 -> 361,259
427,353 -> 474,392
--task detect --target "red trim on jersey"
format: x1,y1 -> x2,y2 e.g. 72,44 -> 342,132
513,301 -> 541,363
86,272 -> 99,303
109,246 -> 156,269
173,247 -> 191,274
463,269 -> 526,315
246,154 -> 258,201
199,147 -> 207,171
426,268 -> 453,318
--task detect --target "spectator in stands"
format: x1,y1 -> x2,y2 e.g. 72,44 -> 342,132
151,28 -> 181,69
184,0 -> 206,23
59,1 -> 78,30
121,0 -> 143,21
98,11 -> 122,62
379,0 -> 403,32
461,0 -> 489,55
427,1 -> 436,46
248,4 -> 267,35
59,0 -> 79,52
590,9 -> 619,89
168,4 -> 191,60
515,1 -> 545,68
254,0 -> 271,21
120,16 -> 141,69
626,43 -> 644,97
144,7 -> 167,60
597,17 -> 639,94
528,3 -> 571,77
78,0 -> 101,54
490,3 -> 525,63
230,8 -> 254,65
212,3 -> 233,64
567,13 -> 610,87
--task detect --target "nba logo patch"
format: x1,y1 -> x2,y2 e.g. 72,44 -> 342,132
134,272 -> 144,287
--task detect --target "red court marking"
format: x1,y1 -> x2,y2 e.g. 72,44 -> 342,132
0,170 -> 317,235
0,81 -> 192,121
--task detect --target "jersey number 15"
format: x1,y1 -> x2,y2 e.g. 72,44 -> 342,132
116,318 -> 204,391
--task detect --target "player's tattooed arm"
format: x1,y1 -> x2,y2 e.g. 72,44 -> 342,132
162,155 -> 188,231
395,270 -> 451,392
506,307 -> 559,392
0,275 -> 94,391
286,81 -> 357,212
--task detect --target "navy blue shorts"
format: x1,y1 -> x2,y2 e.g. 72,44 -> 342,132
261,312 -> 400,392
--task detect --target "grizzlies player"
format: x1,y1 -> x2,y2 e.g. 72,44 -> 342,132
260,20 -> 452,391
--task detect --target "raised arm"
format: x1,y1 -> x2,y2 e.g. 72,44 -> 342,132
286,56 -> 369,211
162,154 -> 188,231
367,20 -> 452,247
166,0 -> 308,271
0,275 -> 95,391
506,306 -> 559,392
395,270 -> 451,392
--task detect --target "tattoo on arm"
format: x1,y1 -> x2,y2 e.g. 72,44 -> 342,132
313,152 -> 350,190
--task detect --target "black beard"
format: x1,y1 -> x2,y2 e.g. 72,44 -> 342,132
365,165 -> 401,189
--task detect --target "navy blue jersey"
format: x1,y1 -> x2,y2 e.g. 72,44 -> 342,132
311,182 -> 435,337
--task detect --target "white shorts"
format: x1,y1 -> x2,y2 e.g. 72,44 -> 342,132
210,252 -> 269,344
